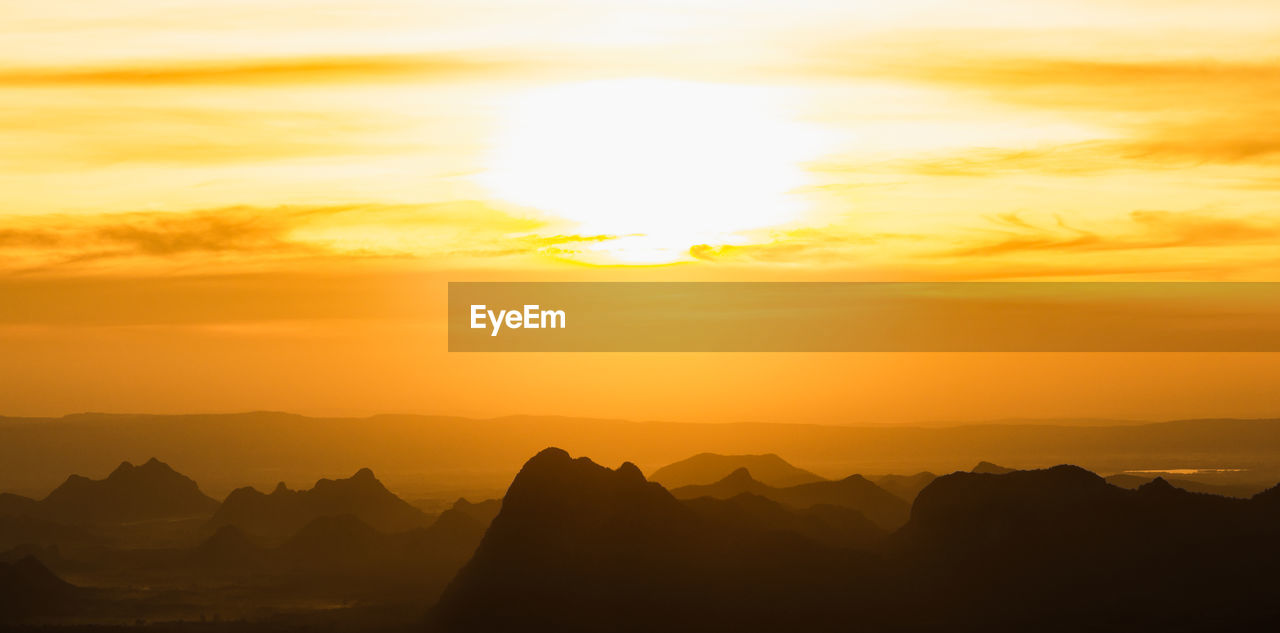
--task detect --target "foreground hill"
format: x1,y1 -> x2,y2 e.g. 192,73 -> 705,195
433,448 -> 1280,633
208,467 -> 427,542
0,556 -> 80,623
649,453 -> 825,488
670,467 -> 909,530
0,458 -> 217,525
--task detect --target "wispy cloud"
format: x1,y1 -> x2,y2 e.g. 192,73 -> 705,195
0,203 -> 616,274
942,210 -> 1280,258
0,54 -> 515,86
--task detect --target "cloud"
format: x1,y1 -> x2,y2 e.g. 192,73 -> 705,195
826,55 -> 1280,171
0,54 -> 514,86
941,210 -> 1280,258
690,227 -> 923,264
0,203 -> 615,274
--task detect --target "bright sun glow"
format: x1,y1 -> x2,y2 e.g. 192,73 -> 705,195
479,79 -> 826,264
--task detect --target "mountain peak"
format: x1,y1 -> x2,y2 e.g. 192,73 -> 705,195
209,466 -> 426,540
650,452 -> 825,488
722,467 -> 757,485
972,461 -> 1016,475
1138,476 -> 1179,494
617,461 -> 644,482
39,459 -> 218,524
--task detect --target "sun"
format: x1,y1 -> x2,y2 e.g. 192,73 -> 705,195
478,78 -> 826,264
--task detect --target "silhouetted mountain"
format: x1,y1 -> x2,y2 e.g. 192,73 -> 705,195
208,467 -> 427,542
683,492 -> 884,550
435,449 -> 1280,633
277,514 -> 389,570
970,460 -> 1015,474
1104,472 -> 1260,498
0,492 -> 39,516
440,497 -> 501,526
0,458 -> 218,526
0,514 -> 98,551
671,467 -> 909,530
650,452 -> 825,488
408,498 -> 500,558
0,555 -> 79,622
890,467 -> 1280,630
870,471 -> 937,502
0,543 -> 65,569
432,448 -> 887,632
9,413 -> 1280,505
189,524 -> 267,570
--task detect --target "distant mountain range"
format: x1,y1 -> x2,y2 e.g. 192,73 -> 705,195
3,413 -> 1279,498
670,466 -> 909,530
208,467 -> 429,542
650,452 -> 826,488
431,447 -> 1280,632
0,458 -> 217,525
868,471 -> 937,502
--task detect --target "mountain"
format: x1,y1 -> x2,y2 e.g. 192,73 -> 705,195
208,467 -> 427,542
869,471 -> 937,502
1104,473 -> 1260,498
650,453 -> 825,488
0,458 -> 218,525
889,467 -> 1280,629
0,555 -> 79,623
432,448 -> 885,632
683,493 -> 884,550
670,467 -> 909,530
276,514 -> 389,570
970,460 -> 1015,474
189,524 -> 267,570
0,492 -> 40,516
7,413 -> 1280,502
434,448 -> 1280,632
0,514 -> 97,551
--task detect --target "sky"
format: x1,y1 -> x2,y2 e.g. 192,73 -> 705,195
2,0 -> 1280,421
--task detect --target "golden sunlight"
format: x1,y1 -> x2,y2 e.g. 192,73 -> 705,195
478,79 -> 827,263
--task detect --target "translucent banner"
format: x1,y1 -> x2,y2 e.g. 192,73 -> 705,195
447,282 -> 1280,352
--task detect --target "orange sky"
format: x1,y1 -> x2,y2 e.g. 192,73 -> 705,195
2,1 -> 1280,420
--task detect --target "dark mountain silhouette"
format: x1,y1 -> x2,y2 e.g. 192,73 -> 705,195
0,492 -> 40,516
0,514 -> 98,551
439,497 -> 501,526
670,467 -> 909,530
650,452 -> 825,488
432,448 -> 888,632
183,494 -> 498,604
0,555 -> 79,623
869,471 -> 937,502
208,467 -> 427,542
277,514 -> 388,570
683,492 -> 884,550
10,413 -> 1280,505
0,458 -> 217,525
189,524 -> 267,570
434,448 -> 1280,633
1103,472 -> 1259,497
970,460 -> 1015,474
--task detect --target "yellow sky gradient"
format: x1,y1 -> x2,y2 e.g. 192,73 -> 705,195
3,1 -> 1280,420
